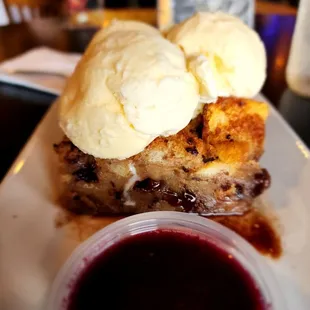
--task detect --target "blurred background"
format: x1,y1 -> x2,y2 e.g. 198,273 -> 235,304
0,0 -> 300,27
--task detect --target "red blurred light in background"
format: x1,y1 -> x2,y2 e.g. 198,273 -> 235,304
68,0 -> 88,12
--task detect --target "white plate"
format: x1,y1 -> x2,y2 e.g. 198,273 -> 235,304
0,96 -> 309,310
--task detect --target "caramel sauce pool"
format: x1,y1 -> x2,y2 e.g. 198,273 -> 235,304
212,208 -> 282,258
56,206 -> 282,260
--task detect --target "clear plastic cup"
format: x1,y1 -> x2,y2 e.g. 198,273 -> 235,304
47,211 -> 286,310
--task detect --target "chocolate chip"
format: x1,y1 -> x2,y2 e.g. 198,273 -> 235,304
251,169 -> 271,197
73,194 -> 81,200
182,166 -> 190,173
235,184 -> 244,198
182,191 -> 197,212
195,122 -> 203,139
187,137 -> 194,145
134,178 -> 162,192
162,190 -> 182,207
221,183 -> 231,191
185,147 -> 198,155
73,162 -> 98,183
114,191 -> 122,200
133,178 -> 197,212
237,100 -> 245,107
226,134 -> 234,142
202,156 -> 218,163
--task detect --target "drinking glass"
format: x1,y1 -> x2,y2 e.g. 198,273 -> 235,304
171,0 -> 254,27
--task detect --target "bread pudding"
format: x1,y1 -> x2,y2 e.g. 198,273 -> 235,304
54,97 -> 270,216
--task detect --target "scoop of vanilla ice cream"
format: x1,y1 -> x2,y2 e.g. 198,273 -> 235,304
167,12 -> 266,103
92,19 -> 160,45
59,21 -> 199,159
106,19 -> 160,35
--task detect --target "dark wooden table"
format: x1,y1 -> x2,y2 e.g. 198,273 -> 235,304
0,16 -> 309,181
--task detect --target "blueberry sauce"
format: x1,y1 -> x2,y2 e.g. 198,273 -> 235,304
67,229 -> 267,310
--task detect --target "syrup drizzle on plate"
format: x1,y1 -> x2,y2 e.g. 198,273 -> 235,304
56,201 -> 282,259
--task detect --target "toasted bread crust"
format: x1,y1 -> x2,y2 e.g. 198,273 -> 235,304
203,97 -> 267,163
